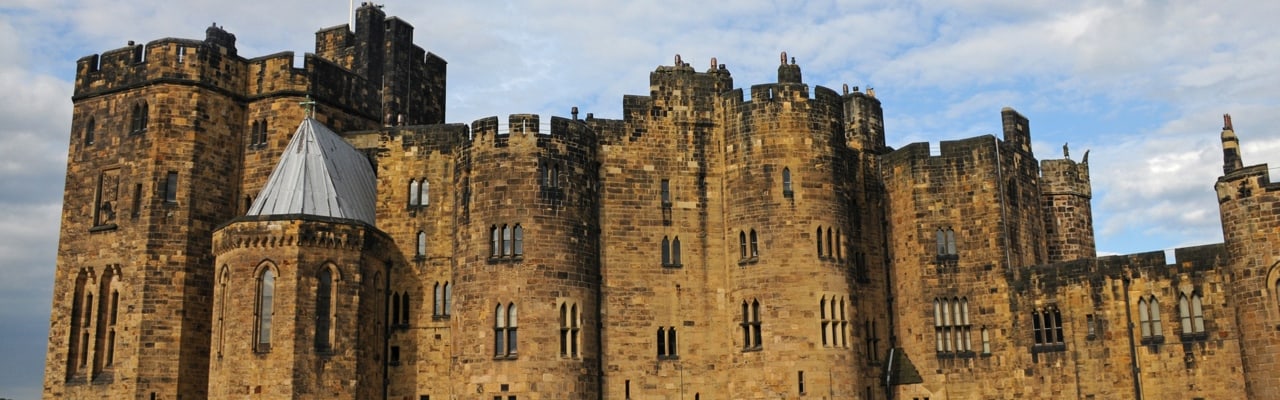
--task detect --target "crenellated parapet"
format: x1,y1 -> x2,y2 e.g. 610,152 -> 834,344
74,32 -> 245,100
211,214 -> 384,256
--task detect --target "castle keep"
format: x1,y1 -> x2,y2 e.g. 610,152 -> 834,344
44,5 -> 1280,399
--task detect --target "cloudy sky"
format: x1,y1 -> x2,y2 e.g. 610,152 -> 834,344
2,0 -> 1279,397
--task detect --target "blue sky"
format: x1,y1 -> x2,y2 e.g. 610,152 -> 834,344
2,0 -> 1279,398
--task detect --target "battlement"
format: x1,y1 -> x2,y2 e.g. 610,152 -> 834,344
1017,243 -> 1226,292
468,114 -> 597,148
883,135 -> 1000,166
74,35 -> 241,98
1041,158 -> 1091,197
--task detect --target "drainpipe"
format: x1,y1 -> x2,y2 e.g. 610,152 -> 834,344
1122,277 -> 1143,400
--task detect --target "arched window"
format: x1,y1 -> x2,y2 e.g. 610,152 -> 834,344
490,225 -> 500,257
217,266 -> 229,357
315,267 -> 335,351
816,227 -> 824,257
570,304 -> 579,357
85,117 -> 95,145
672,237 -> 681,266
782,167 -> 793,197
409,180 -> 420,206
494,304 -> 506,356
668,327 -> 678,357
826,228 -> 833,259
820,297 -> 830,346
1138,298 -> 1151,338
981,327 -> 991,354
839,298 -> 848,348
836,230 -> 843,260
416,231 -> 427,257
512,225 -> 523,256
433,283 -> 442,316
255,265 -> 276,352
93,268 -> 119,373
946,228 -> 957,255
1149,297 -> 1162,340
936,229 -> 947,256
661,236 -> 671,265
739,231 -> 748,259
560,304 -> 570,356
750,229 -> 759,257
1181,292 -> 1207,338
506,303 -> 518,355
443,282 -> 452,315
657,327 -> 666,357
502,225 -> 512,256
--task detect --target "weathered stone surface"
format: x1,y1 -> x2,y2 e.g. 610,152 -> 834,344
47,7 -> 1275,400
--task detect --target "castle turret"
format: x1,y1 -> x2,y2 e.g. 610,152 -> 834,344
209,118 -> 391,399
1216,117 -> 1280,397
1041,153 -> 1096,263
452,114 -> 602,398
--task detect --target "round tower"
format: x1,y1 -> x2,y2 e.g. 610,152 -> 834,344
209,118 -> 392,399
720,57 -> 864,397
1216,114 -> 1280,397
451,114 -> 601,399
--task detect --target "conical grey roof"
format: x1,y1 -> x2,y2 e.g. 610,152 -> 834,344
246,118 -> 377,225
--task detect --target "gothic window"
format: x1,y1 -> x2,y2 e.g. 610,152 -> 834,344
409,179 -> 421,206
315,266 -> 335,351
739,231 -> 748,260
490,225 -> 500,257
495,303 -> 517,358
216,266 -> 228,357
494,304 -> 505,356
657,326 -> 678,359
92,267 -> 119,374
502,225 -> 512,256
749,229 -> 759,257
255,264 -> 277,352
416,231 -> 427,257
662,236 -> 671,266
85,117 -> 95,145
392,292 -> 401,327
512,225 -> 523,257
742,299 -> 762,350
1180,292 -> 1207,340
67,270 -> 94,377
826,228 -> 834,259
981,327 -> 991,355
935,297 -> 973,355
672,237 -> 681,266
1139,296 -> 1163,344
820,297 -> 829,346
559,302 -> 581,358
130,102 -> 148,135
444,282 -> 452,315
782,167 -> 793,198
434,283 -> 442,316
131,184 -> 142,219
816,227 -> 824,257
1032,306 -> 1066,351
936,228 -> 958,258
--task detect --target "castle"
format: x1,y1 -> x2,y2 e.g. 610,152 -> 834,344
42,5 -> 1280,399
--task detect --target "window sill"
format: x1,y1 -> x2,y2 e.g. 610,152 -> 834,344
658,355 -> 680,360
487,255 -> 525,264
89,224 -> 118,233
936,351 -> 977,359
1141,335 -> 1165,346
413,255 -> 426,262
1180,332 -> 1208,342
738,256 -> 759,266
432,314 -> 450,321
662,263 -> 683,269
1031,343 -> 1066,353
493,354 -> 519,360
742,346 -> 763,353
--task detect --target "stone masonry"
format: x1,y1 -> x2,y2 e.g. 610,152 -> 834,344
44,5 -> 1278,400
